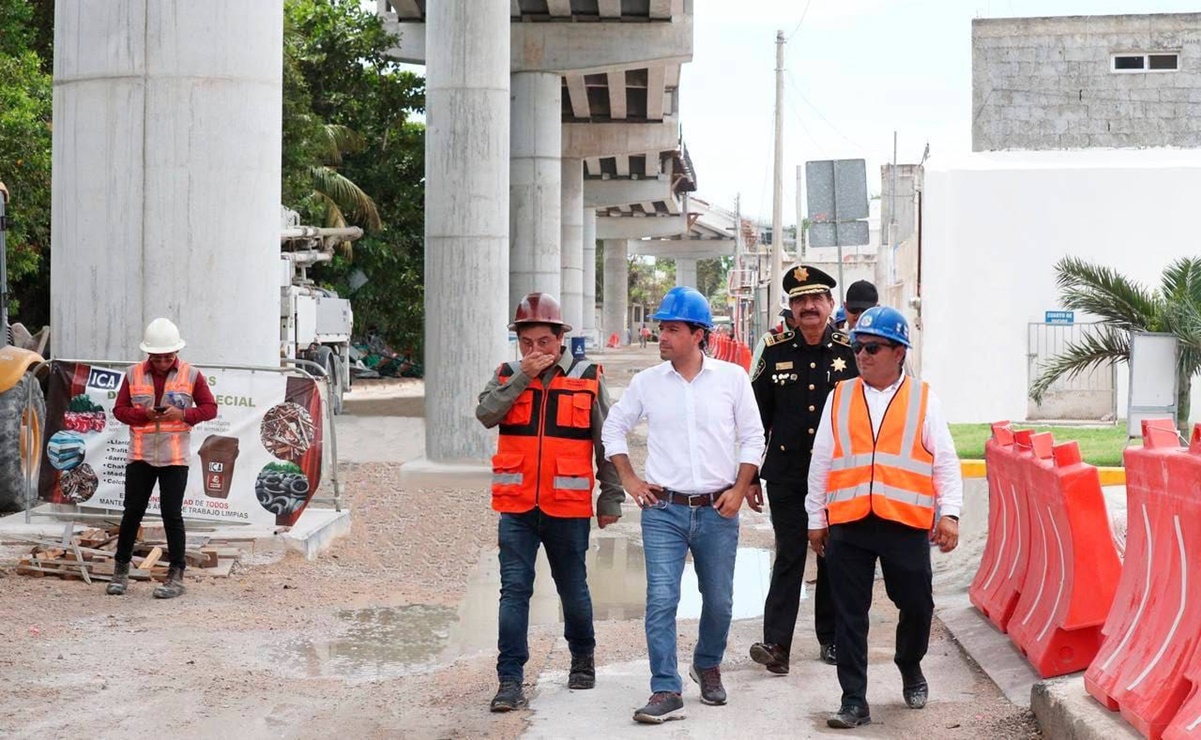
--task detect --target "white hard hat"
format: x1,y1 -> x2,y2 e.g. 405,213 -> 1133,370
139,318 -> 186,354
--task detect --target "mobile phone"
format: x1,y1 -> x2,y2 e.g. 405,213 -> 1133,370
153,405 -> 167,414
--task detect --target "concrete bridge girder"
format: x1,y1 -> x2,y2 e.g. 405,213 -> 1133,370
595,214 -> 687,240
563,119 -> 679,160
383,16 -> 693,74
630,239 -> 736,259
584,177 -> 674,210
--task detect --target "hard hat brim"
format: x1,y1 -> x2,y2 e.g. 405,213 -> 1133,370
509,321 -> 572,333
139,338 -> 186,354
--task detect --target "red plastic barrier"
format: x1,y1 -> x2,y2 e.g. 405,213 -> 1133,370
969,425 -> 1044,631
1085,419 -> 1201,739
607,333 -> 621,348
1006,438 -> 1122,677
737,343 -> 751,372
969,422 -> 1016,624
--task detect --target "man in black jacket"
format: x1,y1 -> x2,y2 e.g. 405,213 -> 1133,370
747,265 -> 858,674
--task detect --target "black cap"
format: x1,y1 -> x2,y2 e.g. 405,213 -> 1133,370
782,264 -> 836,298
845,280 -> 879,311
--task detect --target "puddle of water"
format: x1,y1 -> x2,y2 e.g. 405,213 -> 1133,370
278,540 -> 776,681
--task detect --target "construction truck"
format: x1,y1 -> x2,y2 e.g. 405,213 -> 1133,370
0,181 -> 47,512
279,207 -> 362,414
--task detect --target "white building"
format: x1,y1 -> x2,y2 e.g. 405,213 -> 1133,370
919,148 -> 1201,425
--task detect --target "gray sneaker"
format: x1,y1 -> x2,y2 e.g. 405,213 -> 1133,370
689,664 -> 727,705
633,692 -> 684,724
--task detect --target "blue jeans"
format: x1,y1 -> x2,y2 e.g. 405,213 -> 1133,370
641,501 -> 740,694
497,509 -> 595,682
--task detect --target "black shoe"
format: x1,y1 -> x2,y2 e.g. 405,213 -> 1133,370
633,692 -> 684,724
902,667 -> 928,709
490,680 -> 526,712
569,653 -> 595,690
749,642 -> 789,675
106,561 -> 130,596
820,643 -> 837,665
827,703 -> 872,729
152,565 -> 186,599
689,664 -> 727,705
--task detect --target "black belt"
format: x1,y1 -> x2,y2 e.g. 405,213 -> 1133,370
662,489 -> 725,507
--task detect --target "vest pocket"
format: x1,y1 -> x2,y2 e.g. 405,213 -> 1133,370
491,453 -> 525,497
551,457 -> 594,501
555,392 -> 593,429
502,395 -> 533,426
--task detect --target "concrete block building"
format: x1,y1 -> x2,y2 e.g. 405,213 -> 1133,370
973,13 -> 1201,151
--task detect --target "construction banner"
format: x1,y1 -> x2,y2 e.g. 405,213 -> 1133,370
38,361 -> 324,527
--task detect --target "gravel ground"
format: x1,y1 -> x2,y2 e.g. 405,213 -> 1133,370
0,345 -> 1039,738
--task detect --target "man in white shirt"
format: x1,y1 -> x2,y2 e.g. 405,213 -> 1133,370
805,306 -> 963,729
602,286 -> 766,725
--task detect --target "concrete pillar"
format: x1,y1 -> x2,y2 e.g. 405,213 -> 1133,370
675,258 -> 698,288
560,158 -> 584,335
582,208 -> 597,345
602,239 -> 629,346
509,71 -> 561,308
51,0 -> 282,365
423,0 -> 510,462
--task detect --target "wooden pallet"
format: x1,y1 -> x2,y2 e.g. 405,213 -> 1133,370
9,526 -> 242,582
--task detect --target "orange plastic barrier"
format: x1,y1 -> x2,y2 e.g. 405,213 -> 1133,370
1005,438 -> 1121,677
1085,419 -> 1201,739
607,333 -> 621,348
969,425 -> 1042,631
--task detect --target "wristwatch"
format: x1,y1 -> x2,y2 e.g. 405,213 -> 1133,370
943,515 -> 959,522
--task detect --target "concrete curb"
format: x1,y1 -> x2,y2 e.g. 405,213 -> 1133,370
958,460 -> 1125,485
1030,676 -> 1140,740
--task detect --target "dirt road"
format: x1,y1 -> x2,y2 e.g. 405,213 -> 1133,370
0,345 -> 1038,739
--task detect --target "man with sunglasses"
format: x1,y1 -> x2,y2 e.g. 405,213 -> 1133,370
748,265 -> 857,676
842,280 -> 878,331
805,306 -> 963,729
109,318 -> 217,599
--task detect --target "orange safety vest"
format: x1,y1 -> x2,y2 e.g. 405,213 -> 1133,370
127,360 -> 199,467
826,376 -> 936,530
490,359 -> 600,518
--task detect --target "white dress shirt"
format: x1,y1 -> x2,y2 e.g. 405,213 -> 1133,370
603,356 -> 766,493
806,375 -> 963,528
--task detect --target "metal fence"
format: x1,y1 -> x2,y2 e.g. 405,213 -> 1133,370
1026,322 -> 1117,421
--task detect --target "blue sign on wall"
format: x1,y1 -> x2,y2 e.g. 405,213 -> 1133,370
1045,310 -> 1075,325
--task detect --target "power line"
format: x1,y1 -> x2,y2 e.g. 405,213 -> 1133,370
784,71 -> 869,152
785,0 -> 814,42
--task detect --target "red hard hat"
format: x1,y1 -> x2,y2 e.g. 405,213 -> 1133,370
509,293 -> 571,332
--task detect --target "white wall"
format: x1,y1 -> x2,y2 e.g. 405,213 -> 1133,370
922,149 -> 1201,424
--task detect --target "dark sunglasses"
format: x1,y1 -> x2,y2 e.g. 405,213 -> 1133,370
851,341 -> 895,356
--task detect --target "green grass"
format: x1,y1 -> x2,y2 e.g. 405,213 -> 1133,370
949,423 -> 1136,467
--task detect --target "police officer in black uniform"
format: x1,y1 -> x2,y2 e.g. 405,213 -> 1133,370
748,265 -> 858,674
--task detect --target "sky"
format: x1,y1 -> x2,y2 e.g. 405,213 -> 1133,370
683,0 -> 1201,222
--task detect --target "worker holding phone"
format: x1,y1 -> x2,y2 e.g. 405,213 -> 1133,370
109,318 -> 217,599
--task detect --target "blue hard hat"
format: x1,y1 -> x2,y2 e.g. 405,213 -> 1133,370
850,306 -> 911,348
835,306 -> 847,323
653,286 -> 713,329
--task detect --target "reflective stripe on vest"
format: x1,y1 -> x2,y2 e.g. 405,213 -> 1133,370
827,377 -> 935,530
491,358 -> 600,518
127,360 -> 199,466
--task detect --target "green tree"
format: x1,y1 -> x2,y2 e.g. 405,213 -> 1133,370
282,0 -> 425,354
0,0 -> 53,327
1030,256 -> 1201,433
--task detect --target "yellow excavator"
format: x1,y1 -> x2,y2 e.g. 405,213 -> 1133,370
0,180 -> 46,512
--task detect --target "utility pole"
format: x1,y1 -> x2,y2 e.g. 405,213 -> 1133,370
890,130 -> 898,285
769,30 -> 785,321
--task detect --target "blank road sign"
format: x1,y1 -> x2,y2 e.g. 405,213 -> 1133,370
804,159 -> 869,247
809,221 -> 870,249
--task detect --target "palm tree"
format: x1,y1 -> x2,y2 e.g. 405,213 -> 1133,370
1030,256 -> 1201,433
306,124 -> 382,254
